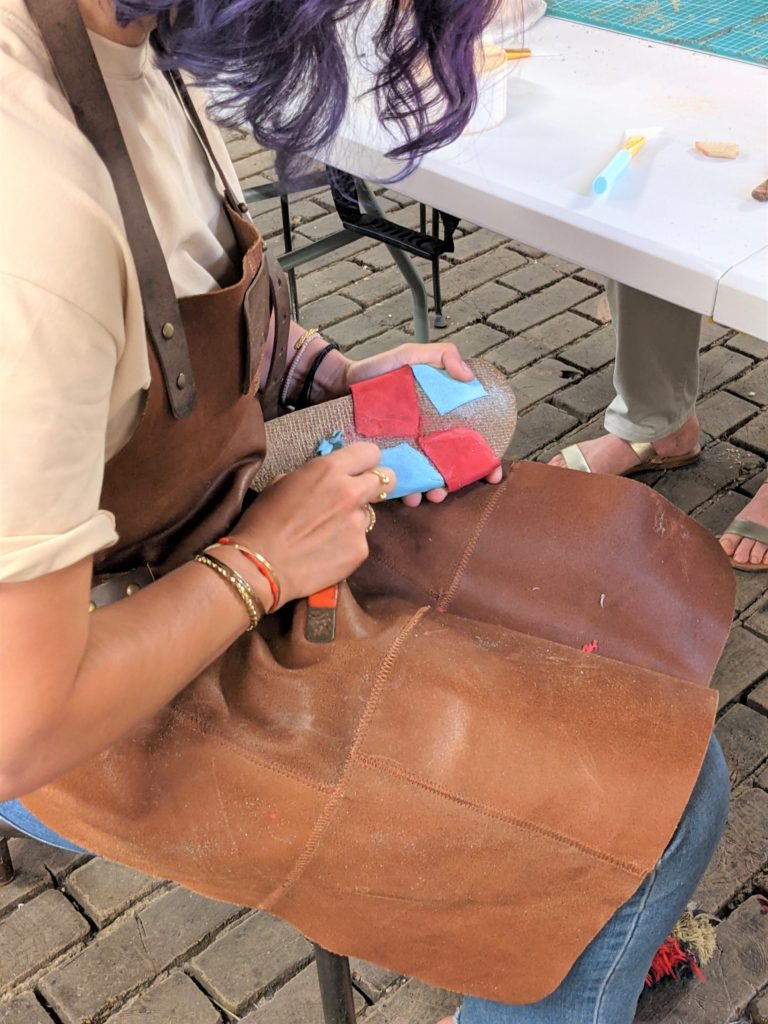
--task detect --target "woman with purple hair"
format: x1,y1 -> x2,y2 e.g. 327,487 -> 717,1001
0,2 -> 730,1022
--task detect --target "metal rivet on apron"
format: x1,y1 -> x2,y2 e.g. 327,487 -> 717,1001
176,372 -> 186,389
88,600 -> 96,613
125,583 -> 141,596
161,322 -> 175,340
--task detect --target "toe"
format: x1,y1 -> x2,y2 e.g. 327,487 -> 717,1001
548,454 -> 566,468
719,532 -> 739,557
732,537 -> 754,564
750,540 -> 768,565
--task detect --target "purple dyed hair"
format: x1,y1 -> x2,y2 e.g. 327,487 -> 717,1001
115,0 -> 503,178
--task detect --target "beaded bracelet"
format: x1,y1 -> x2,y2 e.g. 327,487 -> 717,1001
214,538 -> 281,613
296,342 -> 341,409
193,553 -> 265,631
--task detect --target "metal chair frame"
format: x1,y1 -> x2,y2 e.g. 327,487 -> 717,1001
0,826 -> 359,1023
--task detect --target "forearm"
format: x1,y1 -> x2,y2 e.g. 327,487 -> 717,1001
259,318 -> 350,407
0,555 -> 270,800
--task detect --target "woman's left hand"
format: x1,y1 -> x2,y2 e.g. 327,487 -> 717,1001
344,342 -> 504,507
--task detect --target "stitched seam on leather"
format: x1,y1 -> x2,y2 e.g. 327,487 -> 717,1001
173,708 -> 335,795
354,753 -> 644,878
368,549 -> 441,602
260,606 -> 430,911
437,477 -> 508,613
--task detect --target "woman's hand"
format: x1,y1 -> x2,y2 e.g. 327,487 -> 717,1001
345,342 -> 504,507
231,443 -> 396,605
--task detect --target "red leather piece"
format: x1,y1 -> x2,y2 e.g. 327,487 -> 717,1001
351,366 -> 421,438
419,427 -> 501,492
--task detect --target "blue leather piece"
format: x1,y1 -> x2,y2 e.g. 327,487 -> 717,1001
411,365 -> 487,415
379,443 -> 445,499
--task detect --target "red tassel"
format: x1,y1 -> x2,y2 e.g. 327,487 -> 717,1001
645,937 -> 704,988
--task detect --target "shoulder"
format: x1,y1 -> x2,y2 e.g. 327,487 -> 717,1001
0,0 -> 133,344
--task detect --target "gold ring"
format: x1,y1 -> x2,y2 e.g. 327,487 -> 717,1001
364,503 -> 377,534
370,468 -> 391,487
375,490 -> 388,503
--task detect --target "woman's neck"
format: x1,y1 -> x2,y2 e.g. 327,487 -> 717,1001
76,0 -> 155,46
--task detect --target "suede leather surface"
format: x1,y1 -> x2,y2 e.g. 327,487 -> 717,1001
22,0 -> 735,1006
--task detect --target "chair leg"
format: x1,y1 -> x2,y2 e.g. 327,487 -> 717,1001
279,194 -> 301,321
0,837 -> 15,886
355,181 -> 430,344
313,944 -> 357,1024
431,209 -> 448,329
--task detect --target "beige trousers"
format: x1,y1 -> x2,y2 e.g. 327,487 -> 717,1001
604,280 -> 702,443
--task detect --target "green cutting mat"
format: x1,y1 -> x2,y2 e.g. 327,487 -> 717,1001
546,0 -> 768,66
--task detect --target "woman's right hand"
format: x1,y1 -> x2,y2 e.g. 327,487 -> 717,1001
230,443 -> 396,605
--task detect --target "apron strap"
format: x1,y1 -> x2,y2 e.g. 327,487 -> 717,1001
24,0 -> 196,419
162,68 -> 291,416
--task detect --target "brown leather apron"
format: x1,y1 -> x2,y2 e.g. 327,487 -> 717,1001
22,0 -> 735,1005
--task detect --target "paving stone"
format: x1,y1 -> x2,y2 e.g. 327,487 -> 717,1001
741,468 -> 767,496
446,228 -> 508,263
716,705 -> 768,786
698,391 -> 761,440
737,578 -> 768,618
294,260 -> 368,304
255,200 -> 328,242
507,239 -> 545,259
699,346 -> 754,397
747,679 -> 768,714
560,322 -> 616,370
695,789 -> 768,914
360,979 -> 460,1023
505,403 -> 579,460
65,858 -> 161,928
732,411 -> 768,458
0,890 -> 89,991
551,364 -> 616,419
757,764 -> 768,791
727,332 -> 768,360
349,958 -> 401,1001
573,267 -> 606,288
39,888 -> 239,1023
342,267 -> 411,307
636,897 -> 768,1023
109,971 -> 221,1024
692,489 -> 749,538
300,293 -> 361,329
745,597 -> 768,640
539,253 -> 581,275
231,148 -> 276,178
503,358 -> 576,412
344,329 -> 412,360
0,991 -> 55,1024
429,281 -> 520,335
517,311 -> 597,351
446,324 -> 508,359
727,361 -> 768,406
240,963 -> 365,1024
488,278 -> 597,335
652,442 -> 762,514
0,838 -> 86,920
189,912 -> 311,1014
750,989 -> 768,1024
572,290 -> 611,323
437,248 -> 527,302
711,627 -> 768,707
484,333 -> 574,375
699,318 -> 732,348
498,261 -> 563,295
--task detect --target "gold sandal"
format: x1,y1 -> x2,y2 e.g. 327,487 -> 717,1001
719,518 -> 768,572
558,440 -> 701,477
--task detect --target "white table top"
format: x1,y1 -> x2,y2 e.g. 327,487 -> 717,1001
326,17 -> 768,339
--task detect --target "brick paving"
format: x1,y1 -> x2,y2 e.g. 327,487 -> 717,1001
1,140 -> 766,1024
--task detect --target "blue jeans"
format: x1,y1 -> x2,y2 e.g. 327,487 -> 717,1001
1,739 -> 728,1024
456,737 -> 729,1024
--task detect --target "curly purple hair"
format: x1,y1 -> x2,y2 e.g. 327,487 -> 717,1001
115,0 -> 503,177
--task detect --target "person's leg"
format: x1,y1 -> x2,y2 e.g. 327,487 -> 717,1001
440,736 -> 729,1024
549,281 -> 701,475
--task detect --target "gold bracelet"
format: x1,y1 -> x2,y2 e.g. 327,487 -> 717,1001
293,326 -> 320,352
207,539 -> 282,613
194,553 -> 265,631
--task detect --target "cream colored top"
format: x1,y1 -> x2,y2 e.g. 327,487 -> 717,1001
0,0 -> 247,582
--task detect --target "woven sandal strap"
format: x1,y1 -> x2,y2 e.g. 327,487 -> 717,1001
559,444 -> 592,473
723,519 -> 768,546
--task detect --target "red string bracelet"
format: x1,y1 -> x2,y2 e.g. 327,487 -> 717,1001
216,537 -> 281,613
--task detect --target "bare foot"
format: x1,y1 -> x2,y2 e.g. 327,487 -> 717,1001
719,482 -> 768,568
548,413 -> 700,475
